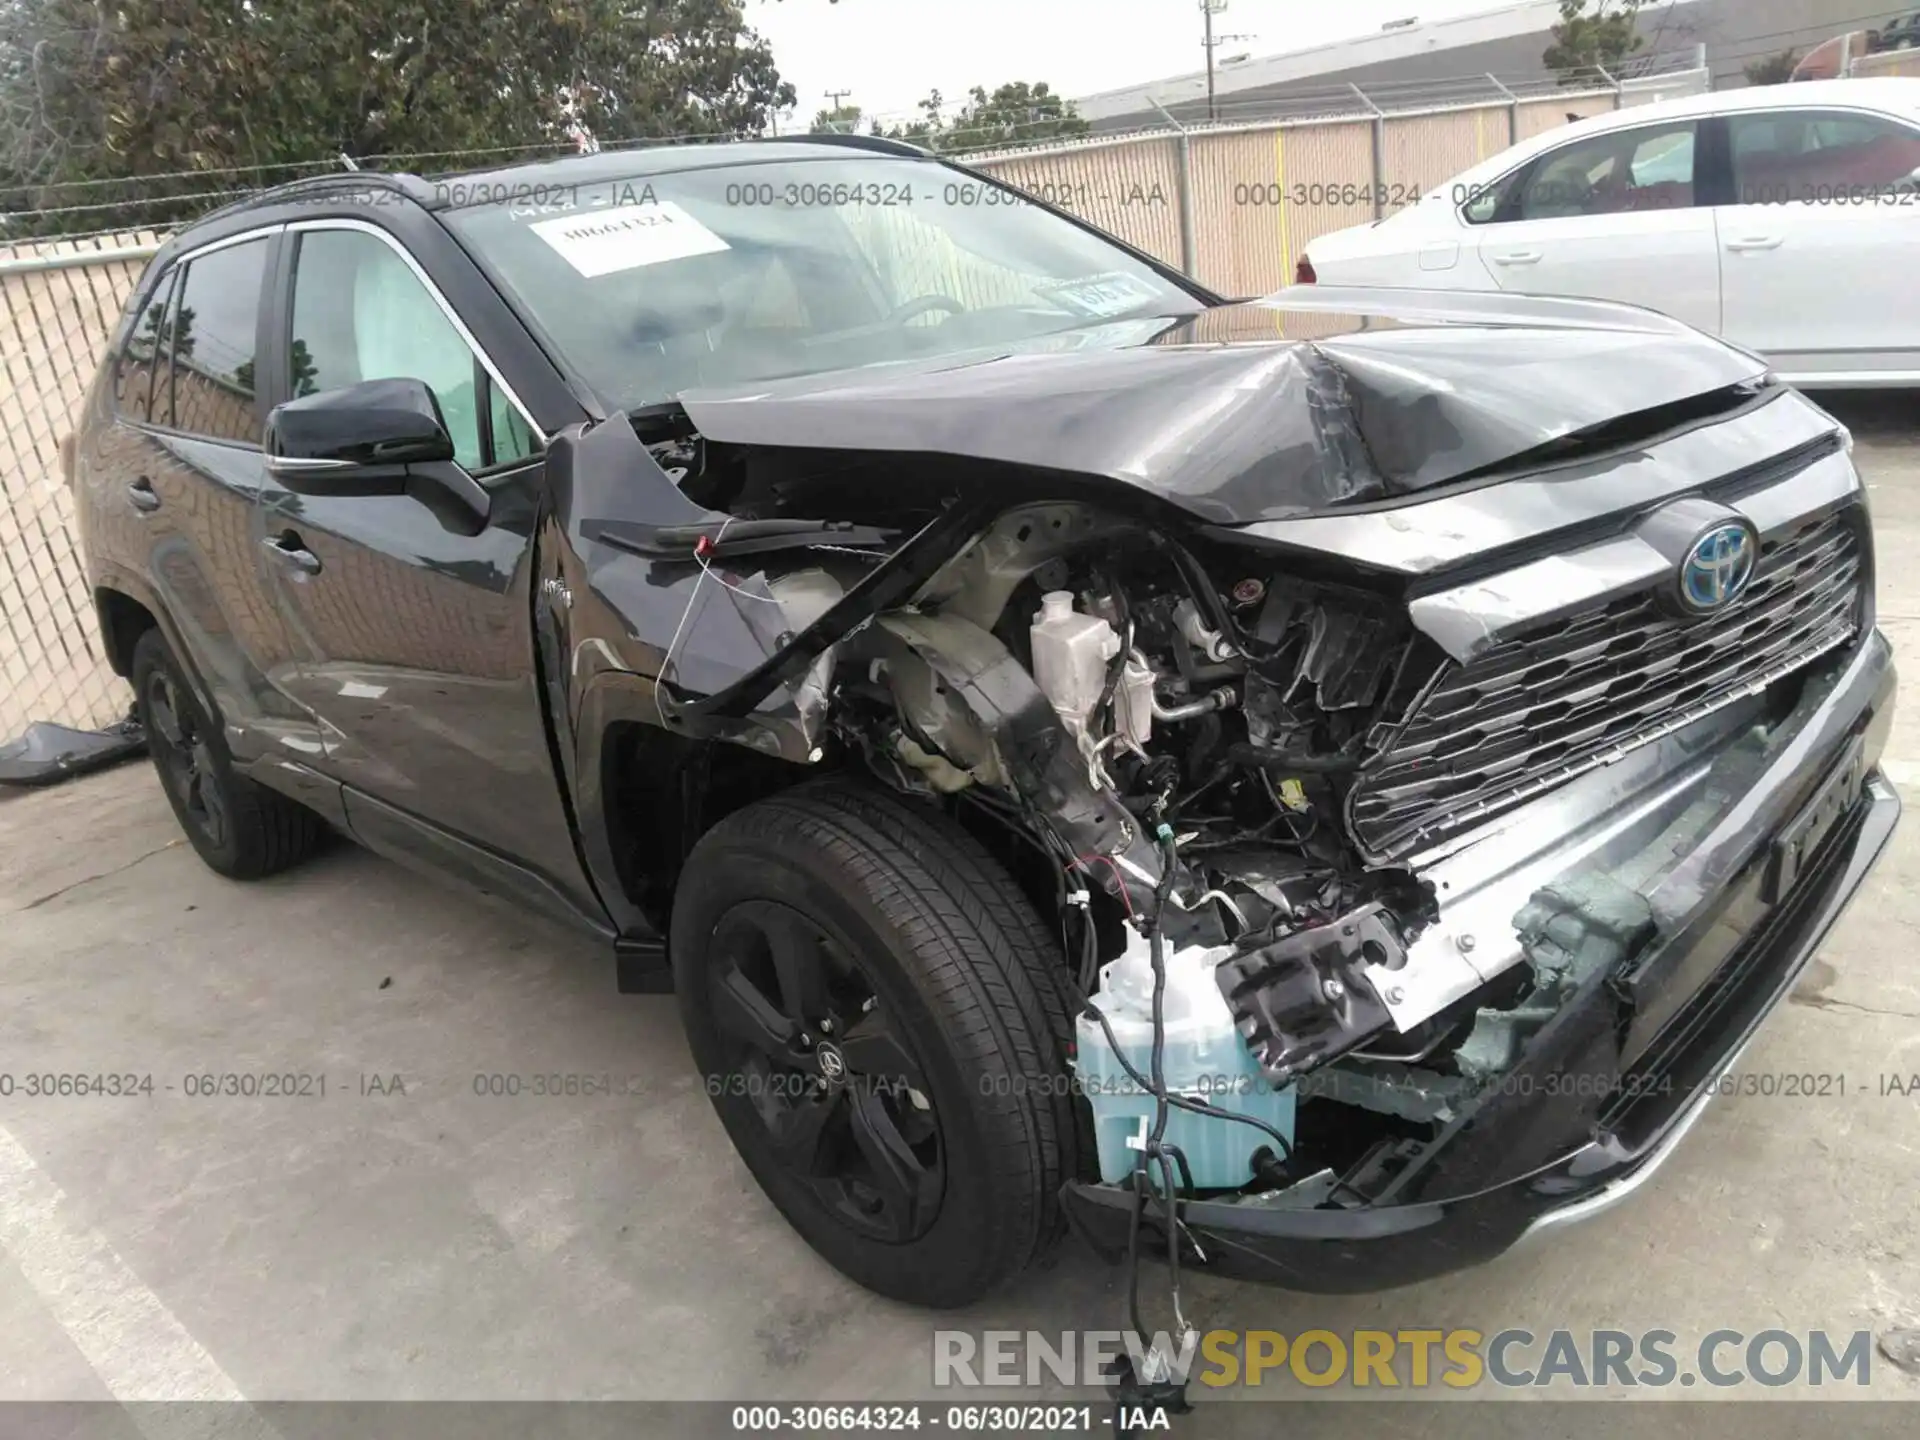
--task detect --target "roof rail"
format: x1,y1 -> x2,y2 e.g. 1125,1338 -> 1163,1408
190,170 -> 436,229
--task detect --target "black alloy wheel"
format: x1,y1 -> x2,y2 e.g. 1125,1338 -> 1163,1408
144,662 -> 229,853
672,781 -> 1080,1308
707,898 -> 943,1244
129,629 -> 326,879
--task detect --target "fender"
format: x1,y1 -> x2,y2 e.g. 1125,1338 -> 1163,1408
90,559 -> 352,830
89,560 -> 218,733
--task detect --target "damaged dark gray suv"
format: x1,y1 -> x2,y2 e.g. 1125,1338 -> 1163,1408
74,135 -> 1898,1310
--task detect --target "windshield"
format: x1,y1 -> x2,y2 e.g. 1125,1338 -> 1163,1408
441,156 -> 1204,412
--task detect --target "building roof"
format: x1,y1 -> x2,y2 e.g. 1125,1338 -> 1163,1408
1074,0 -> 1574,122
1072,0 -> 1858,130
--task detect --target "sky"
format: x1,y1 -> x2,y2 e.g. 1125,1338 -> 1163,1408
747,0 -> 1520,124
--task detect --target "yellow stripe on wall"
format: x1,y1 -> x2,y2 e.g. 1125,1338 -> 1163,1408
1275,130 -> 1291,290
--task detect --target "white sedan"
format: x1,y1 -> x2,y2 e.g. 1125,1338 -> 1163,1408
1298,78 -> 1920,388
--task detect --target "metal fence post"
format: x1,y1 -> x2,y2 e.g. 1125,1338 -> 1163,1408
1148,99 -> 1198,278
1487,73 -> 1519,145
1351,84 -> 1387,221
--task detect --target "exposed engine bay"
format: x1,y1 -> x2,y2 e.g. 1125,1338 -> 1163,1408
548,299 -> 1864,1239
586,419 -> 1691,1210
848,502 -> 1449,1095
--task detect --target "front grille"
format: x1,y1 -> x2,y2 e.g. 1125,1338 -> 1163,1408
1350,506 -> 1863,860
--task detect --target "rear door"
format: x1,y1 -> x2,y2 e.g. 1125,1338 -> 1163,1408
1466,117 -> 1722,333
97,231 -> 331,768
1715,107 -> 1920,382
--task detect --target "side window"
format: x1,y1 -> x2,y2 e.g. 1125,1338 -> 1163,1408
1730,110 -> 1920,205
1461,169 -> 1526,224
487,381 -> 538,466
292,229 -> 501,472
1514,122 -> 1698,221
114,271 -> 175,422
159,239 -> 270,444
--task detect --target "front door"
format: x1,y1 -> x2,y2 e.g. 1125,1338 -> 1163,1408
257,220 -> 601,924
1469,118 -> 1722,334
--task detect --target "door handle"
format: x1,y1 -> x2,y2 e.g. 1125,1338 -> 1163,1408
263,531 -> 322,576
1491,250 -> 1543,266
127,477 -> 160,513
1726,236 -> 1785,252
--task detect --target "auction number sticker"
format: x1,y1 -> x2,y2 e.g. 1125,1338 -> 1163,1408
530,200 -> 730,277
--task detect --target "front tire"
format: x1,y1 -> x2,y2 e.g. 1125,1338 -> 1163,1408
672,782 -> 1078,1308
131,629 -> 326,879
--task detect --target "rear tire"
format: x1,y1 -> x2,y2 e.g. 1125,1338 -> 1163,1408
671,781 -> 1078,1308
132,629 -> 326,879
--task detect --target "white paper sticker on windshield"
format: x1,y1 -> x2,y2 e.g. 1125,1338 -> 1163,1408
530,201 -> 729,278
1036,271 -> 1164,320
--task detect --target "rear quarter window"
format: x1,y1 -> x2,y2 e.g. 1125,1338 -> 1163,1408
156,238 -> 270,444
112,271 -> 176,424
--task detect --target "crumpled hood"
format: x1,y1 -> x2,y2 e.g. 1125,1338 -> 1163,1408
674,287 -> 1770,526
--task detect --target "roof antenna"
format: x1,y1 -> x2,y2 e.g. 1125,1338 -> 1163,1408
338,152 -> 360,172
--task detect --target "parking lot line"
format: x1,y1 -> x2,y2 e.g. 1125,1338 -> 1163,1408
0,1123 -> 279,1433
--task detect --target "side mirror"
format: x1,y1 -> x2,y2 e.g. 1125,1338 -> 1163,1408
266,377 -> 455,475
264,377 -> 488,528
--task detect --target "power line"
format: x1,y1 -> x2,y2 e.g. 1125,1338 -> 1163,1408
0,123 -> 783,200
13,158 -> 342,196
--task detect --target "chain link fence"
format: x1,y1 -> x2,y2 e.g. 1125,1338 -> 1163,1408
0,66 -> 1710,741
0,232 -> 159,741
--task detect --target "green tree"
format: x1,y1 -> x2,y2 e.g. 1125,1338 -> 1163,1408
877,90 -> 949,148
879,81 -> 1090,154
1743,49 -> 1801,86
810,103 -> 865,134
1543,0 -> 1649,86
2,1 -> 795,234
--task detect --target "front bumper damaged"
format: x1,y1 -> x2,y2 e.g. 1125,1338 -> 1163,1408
1061,630 -> 1898,1293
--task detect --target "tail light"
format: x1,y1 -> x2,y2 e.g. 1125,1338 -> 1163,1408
1295,254 -> 1317,284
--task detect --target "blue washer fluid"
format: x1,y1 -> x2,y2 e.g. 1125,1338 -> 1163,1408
1073,931 -> 1295,1189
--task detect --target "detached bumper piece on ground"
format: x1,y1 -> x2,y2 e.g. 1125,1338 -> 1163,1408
0,714 -> 145,788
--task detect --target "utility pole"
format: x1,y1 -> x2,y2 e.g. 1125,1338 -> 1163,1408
823,88 -> 854,132
1199,0 -> 1255,123
1203,0 -> 1221,121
